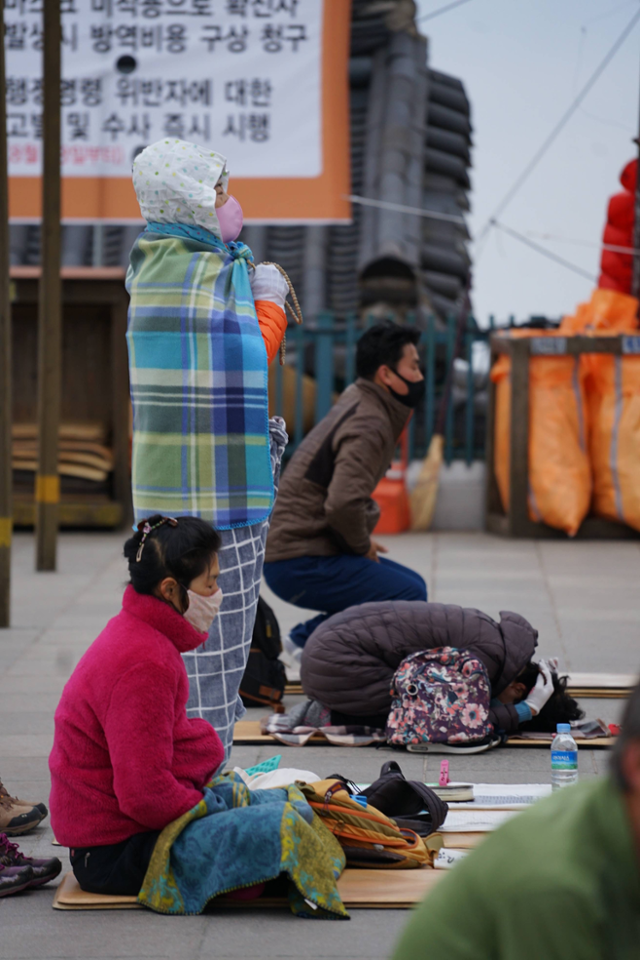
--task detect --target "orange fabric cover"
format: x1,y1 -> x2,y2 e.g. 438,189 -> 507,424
255,299 -> 287,365
491,333 -> 591,536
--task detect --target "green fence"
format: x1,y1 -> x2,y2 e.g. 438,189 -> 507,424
271,313 -> 496,464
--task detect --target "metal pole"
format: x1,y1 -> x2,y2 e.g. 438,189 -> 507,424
0,22 -> 13,625
35,0 -> 61,571
92,223 -> 104,267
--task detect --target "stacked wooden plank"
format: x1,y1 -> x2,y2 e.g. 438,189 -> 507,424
12,422 -> 113,496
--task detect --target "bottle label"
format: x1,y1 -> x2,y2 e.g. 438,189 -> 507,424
551,750 -> 578,769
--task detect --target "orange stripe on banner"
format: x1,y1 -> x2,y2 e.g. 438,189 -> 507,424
8,0 -> 352,223
35,475 -> 60,504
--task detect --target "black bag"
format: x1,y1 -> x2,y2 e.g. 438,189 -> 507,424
239,596 -> 286,711
361,761 -> 449,837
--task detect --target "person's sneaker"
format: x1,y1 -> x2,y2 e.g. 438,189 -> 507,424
0,779 -> 47,819
0,790 -> 45,837
0,863 -> 34,898
0,834 -> 62,888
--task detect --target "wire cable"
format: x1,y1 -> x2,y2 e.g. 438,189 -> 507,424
345,194 -> 466,224
477,5 -> 640,243
525,231 -> 640,255
416,0 -> 473,24
491,220 -> 598,281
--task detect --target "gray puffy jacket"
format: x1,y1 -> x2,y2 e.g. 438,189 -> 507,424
300,601 -> 539,735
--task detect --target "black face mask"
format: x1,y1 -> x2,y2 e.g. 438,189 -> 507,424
388,368 -> 426,409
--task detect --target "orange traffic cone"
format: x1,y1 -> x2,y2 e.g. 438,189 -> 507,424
372,428 -> 411,534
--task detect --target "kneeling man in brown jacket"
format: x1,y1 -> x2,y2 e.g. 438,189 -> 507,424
263,321 -> 427,658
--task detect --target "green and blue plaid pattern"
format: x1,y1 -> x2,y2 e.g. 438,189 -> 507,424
126,227 -> 273,529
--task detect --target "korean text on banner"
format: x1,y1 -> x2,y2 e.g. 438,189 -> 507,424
5,0 -> 351,223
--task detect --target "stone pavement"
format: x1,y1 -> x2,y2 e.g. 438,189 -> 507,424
0,530 -> 637,960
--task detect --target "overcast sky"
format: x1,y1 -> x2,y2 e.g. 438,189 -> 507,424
414,0 -> 640,326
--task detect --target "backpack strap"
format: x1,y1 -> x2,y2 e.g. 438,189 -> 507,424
379,760 -> 404,778
363,761 -> 449,832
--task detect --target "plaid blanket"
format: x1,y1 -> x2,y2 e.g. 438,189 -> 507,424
138,771 -> 348,918
262,702 -> 387,747
125,225 -> 273,529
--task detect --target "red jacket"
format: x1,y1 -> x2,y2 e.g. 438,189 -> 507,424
49,585 -> 224,847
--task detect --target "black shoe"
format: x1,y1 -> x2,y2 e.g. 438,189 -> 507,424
0,834 -> 62,888
0,863 -> 34,897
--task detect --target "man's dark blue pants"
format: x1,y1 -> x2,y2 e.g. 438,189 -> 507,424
263,554 -> 427,648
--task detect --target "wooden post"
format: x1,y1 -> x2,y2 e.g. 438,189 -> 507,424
110,289 -> 133,529
35,0 -> 62,571
0,23 -> 13,625
507,338 -> 530,536
483,334 -> 501,529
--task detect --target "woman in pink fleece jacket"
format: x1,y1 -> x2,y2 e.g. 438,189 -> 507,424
49,515 -> 225,895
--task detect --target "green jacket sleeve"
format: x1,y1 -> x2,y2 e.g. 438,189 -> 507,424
391,878 -> 604,960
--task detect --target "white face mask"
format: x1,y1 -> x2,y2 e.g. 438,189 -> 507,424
183,588 -> 223,634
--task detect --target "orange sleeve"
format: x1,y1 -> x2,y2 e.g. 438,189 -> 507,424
255,299 -> 288,365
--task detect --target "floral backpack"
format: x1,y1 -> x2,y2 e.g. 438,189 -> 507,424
386,647 -> 493,746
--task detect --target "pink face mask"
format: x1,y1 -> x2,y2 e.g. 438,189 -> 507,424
183,588 -> 223,634
216,195 -> 243,243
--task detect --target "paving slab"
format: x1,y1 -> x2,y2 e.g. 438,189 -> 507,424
0,530 -> 637,959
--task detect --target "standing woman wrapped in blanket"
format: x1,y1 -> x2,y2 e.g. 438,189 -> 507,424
126,139 -> 289,760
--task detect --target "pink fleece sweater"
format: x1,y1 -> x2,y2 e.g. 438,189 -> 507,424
49,585 -> 224,847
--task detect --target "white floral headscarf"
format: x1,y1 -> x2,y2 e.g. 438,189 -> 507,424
132,139 -> 229,238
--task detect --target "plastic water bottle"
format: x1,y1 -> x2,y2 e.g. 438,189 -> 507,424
551,723 -> 578,791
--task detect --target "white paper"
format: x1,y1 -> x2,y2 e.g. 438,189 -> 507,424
5,0 -> 322,179
440,809 -> 519,833
434,848 -> 468,870
453,783 -> 552,809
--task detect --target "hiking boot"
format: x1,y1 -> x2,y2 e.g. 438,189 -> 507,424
0,834 -> 62,888
0,780 -> 48,819
0,863 -> 34,897
0,790 -> 45,837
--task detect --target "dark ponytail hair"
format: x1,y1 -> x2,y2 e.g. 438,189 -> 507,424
517,661 -> 584,733
123,515 -> 221,597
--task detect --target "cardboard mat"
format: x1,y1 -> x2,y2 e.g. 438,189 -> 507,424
285,673 -> 637,700
233,720 -> 615,749
53,868 -> 443,911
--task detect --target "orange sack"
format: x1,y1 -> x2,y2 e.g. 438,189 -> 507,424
568,290 -> 640,530
560,288 -> 639,336
589,356 -> 640,530
491,338 -> 591,536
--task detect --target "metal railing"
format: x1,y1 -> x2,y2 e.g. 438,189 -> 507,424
271,312 -> 496,464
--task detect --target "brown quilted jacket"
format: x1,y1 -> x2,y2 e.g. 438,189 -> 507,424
265,379 -> 409,562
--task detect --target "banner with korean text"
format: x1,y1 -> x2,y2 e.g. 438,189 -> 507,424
5,0 -> 351,223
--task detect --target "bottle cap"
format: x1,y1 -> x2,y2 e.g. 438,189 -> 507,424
556,723 -> 571,733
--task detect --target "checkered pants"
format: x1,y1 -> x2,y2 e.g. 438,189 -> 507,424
183,417 -> 288,764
